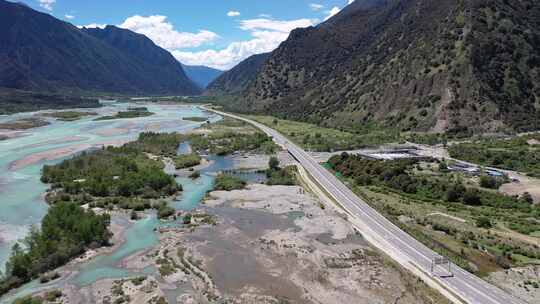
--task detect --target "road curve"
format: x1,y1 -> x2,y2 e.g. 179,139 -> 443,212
203,107 -> 526,304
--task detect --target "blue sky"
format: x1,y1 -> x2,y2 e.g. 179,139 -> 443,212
21,0 -> 355,69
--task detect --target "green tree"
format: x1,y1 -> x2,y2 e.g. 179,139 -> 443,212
476,217 -> 493,229
269,157 -> 280,171
183,214 -> 192,225
463,189 -> 482,206
479,175 -> 499,189
439,162 -> 448,172
446,183 -> 465,202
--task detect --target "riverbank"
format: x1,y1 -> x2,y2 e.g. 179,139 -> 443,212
49,182 -> 449,304
0,103 -> 216,302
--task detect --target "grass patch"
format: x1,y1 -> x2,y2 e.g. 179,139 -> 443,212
95,108 -> 154,121
0,118 -> 49,130
245,115 -> 399,151
174,153 -> 201,169
42,111 -> 98,121
183,116 -> 208,122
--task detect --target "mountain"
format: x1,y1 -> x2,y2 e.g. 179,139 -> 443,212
214,0 -> 540,134
206,53 -> 270,96
0,0 -> 200,96
182,65 -> 223,89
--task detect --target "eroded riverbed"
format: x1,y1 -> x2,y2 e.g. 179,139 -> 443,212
0,102 -> 221,302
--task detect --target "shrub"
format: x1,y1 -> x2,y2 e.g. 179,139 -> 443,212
214,174 -> 246,191
463,189 -> 482,206
479,175 -> 500,189
446,183 -> 465,202
266,168 -> 295,186
13,296 -> 43,304
155,201 -> 175,219
189,171 -> 201,179
269,156 -> 280,171
45,290 -> 62,301
476,217 -> 493,229
439,162 -> 449,172
183,214 -> 192,225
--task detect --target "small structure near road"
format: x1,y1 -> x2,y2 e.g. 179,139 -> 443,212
448,163 -> 480,175
359,149 -> 431,161
431,256 -> 454,278
448,162 -> 506,178
485,169 -> 505,177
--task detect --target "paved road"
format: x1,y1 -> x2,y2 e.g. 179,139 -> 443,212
204,107 -> 525,304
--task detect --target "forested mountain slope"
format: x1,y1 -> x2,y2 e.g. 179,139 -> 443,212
213,0 -> 540,134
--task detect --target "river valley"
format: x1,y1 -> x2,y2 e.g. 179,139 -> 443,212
0,102 -> 451,304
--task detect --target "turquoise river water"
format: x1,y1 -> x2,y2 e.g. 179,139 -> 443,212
0,102 -> 233,302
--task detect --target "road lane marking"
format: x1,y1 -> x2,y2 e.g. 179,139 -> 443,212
204,107 -> 524,304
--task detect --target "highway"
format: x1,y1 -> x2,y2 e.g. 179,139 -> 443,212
204,107 -> 526,304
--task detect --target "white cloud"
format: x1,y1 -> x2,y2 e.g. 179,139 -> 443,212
118,15 -> 219,50
324,6 -> 341,21
348,0 -> 355,4
80,23 -> 106,29
172,31 -> 283,71
174,18 -> 316,70
82,14 -> 314,70
310,3 -> 324,11
78,23 -> 107,29
38,0 -> 55,11
64,14 -> 75,20
227,11 -> 240,17
239,18 -> 315,33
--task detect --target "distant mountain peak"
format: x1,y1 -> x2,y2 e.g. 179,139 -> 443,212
182,64 -> 224,89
